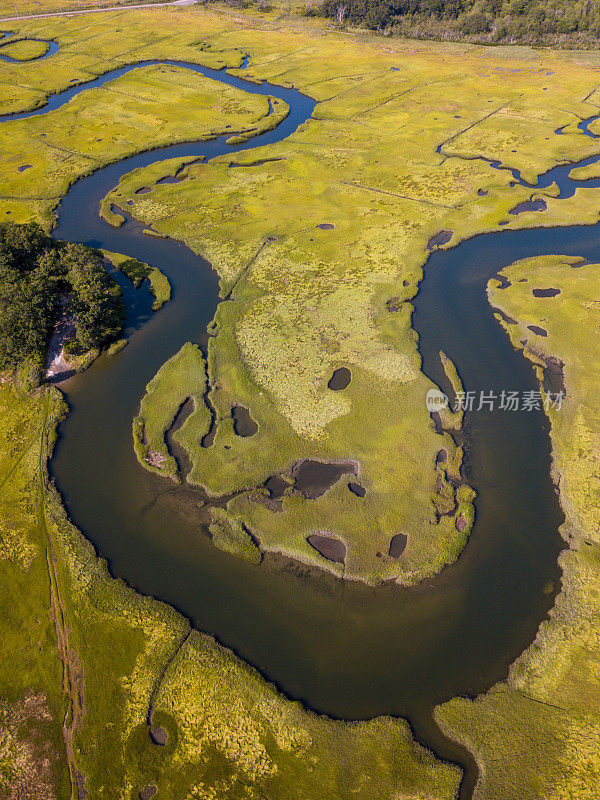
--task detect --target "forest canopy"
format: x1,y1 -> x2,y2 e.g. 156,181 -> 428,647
0,221 -> 124,372
315,0 -> 600,46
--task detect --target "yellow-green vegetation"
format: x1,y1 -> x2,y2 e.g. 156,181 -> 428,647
0,0 -> 165,15
436,254 -> 600,799
569,160 -> 600,181
0,37 -> 49,61
104,249 -> 171,309
226,95 -> 289,144
0,55 -> 276,227
0,381 -> 461,798
0,386 -> 69,798
136,310 -> 469,581
208,506 -> 262,563
133,342 -> 210,479
58,4 -> 600,581
99,156 -> 200,227
5,6 -> 600,795
151,628 -> 459,798
437,351 -> 464,430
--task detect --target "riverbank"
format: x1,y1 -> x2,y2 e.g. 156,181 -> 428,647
435,254 -> 600,798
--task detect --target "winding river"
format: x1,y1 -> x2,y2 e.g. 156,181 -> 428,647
0,32 -> 59,62
4,49 -> 600,796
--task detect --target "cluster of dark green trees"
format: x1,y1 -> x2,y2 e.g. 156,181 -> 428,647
0,221 -> 124,373
316,0 -> 600,45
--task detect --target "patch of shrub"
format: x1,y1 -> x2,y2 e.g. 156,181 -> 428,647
0,221 -> 124,371
317,0 -> 600,45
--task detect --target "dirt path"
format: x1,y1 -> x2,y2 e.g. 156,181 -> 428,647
0,0 -> 196,23
39,397 -> 85,800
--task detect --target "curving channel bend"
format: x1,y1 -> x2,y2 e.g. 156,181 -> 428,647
0,31 -> 59,62
4,51 -> 600,796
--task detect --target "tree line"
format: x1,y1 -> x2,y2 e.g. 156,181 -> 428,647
0,221 -> 124,375
314,0 -> 600,46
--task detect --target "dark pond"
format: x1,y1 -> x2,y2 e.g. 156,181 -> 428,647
231,405 -> 258,437
327,367 -> 351,390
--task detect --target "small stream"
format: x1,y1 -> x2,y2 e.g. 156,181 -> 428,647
0,32 -> 59,63
4,49 -> 600,797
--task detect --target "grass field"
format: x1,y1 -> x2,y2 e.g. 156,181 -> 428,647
0,54 -> 279,228
0,36 -> 49,59
0,387 -> 69,798
435,255 -> 600,799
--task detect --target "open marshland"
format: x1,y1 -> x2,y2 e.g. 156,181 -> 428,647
3,5 -> 600,799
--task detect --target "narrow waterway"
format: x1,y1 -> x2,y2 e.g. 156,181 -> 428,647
4,51 -> 600,797
0,32 -> 59,62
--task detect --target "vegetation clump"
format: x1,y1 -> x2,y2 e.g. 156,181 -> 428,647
103,250 -> 171,310
208,507 -> 262,563
0,38 -> 49,61
133,342 -> 211,480
0,221 -> 123,375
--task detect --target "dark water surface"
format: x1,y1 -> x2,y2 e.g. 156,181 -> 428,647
5,52 -> 600,795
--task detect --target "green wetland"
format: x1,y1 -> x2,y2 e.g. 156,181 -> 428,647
21,46 -> 597,795
5,11 -> 600,798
